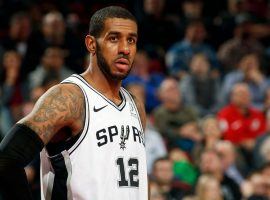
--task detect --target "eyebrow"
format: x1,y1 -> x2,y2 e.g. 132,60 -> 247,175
107,31 -> 138,38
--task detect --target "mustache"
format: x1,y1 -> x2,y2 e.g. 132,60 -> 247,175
115,54 -> 130,61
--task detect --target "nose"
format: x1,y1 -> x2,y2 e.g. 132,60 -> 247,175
119,41 -> 130,55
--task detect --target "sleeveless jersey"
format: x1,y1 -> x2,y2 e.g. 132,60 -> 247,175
40,74 -> 148,200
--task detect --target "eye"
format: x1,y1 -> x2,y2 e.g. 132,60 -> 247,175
109,36 -> 118,42
128,37 -> 136,44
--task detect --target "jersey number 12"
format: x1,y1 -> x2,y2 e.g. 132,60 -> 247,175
116,157 -> 139,187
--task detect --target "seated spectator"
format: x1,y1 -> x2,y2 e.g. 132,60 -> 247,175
218,83 -> 266,171
218,19 -> 264,72
260,162 -> 270,199
218,83 -> 266,149
0,50 -> 26,135
153,77 -> 199,149
27,47 -> 74,90
199,149 -> 242,200
192,115 -> 223,164
138,0 -> 179,53
254,110 -> 270,168
31,11 -> 84,73
214,140 -> 245,185
169,148 -> 198,187
149,180 -> 166,200
241,170 -> 269,200
177,121 -> 202,153
194,174 -> 224,200
219,52 -> 268,109
165,20 -> 219,78
180,0 -> 204,24
151,157 -> 186,199
263,87 -> 270,114
180,53 -> 220,116
200,115 -> 222,149
0,12 -> 39,79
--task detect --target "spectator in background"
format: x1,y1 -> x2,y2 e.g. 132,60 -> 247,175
165,20 -> 219,79
181,0 -> 204,22
169,148 -> 198,187
213,0 -> 259,48
219,52 -> 268,109
1,12 -> 32,55
218,83 -> 266,146
149,180 -> 166,200
179,0 -> 216,47
123,50 -> 164,113
241,170 -> 269,200
180,53 -> 220,116
0,50 -> 26,134
200,115 -> 222,149
27,47 -> 74,91
138,0 -> 179,53
153,77 -> 199,149
253,110 -> 270,168
0,12 -> 40,80
151,157 -> 185,199
177,121 -> 202,154
214,140 -> 245,185
194,174 -> 224,200
192,115 -> 222,165
199,149 -> 242,200
218,19 -> 264,72
154,0 -> 206,38
218,83 -> 266,170
260,163 -> 270,199
32,11 -> 84,73
263,87 -> 270,114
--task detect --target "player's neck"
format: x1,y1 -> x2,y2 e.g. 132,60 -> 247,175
81,67 -> 123,104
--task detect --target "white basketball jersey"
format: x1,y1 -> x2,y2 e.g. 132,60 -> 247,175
40,74 -> 148,200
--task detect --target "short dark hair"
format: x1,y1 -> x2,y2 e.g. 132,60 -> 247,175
89,6 -> 137,38
153,157 -> 171,168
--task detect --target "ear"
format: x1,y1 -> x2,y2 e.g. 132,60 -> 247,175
85,35 -> 96,55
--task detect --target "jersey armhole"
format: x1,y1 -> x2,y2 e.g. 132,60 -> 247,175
46,81 -> 90,156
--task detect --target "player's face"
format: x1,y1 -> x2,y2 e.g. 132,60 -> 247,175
96,18 -> 138,81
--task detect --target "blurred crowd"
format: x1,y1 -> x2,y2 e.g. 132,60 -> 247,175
0,0 -> 270,199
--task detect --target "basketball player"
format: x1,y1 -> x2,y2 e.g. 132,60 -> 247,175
0,6 -> 148,200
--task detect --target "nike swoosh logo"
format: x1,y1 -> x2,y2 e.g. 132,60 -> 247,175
93,105 -> 108,112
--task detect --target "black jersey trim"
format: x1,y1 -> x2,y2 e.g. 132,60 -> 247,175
71,74 -> 126,111
68,85 -> 90,155
57,79 -> 90,156
65,80 -> 90,155
49,151 -> 71,200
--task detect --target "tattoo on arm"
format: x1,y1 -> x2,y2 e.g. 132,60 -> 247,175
20,84 -> 85,144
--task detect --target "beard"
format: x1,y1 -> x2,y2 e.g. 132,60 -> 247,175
96,43 -> 132,81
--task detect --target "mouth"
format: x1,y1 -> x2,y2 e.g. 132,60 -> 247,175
115,58 -> 129,65
114,58 -> 130,71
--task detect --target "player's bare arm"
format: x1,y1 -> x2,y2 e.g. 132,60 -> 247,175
19,83 -> 85,144
0,83 -> 85,199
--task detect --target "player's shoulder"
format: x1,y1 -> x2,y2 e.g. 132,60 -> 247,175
44,82 -> 84,99
19,83 -> 85,144
36,83 -> 85,118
